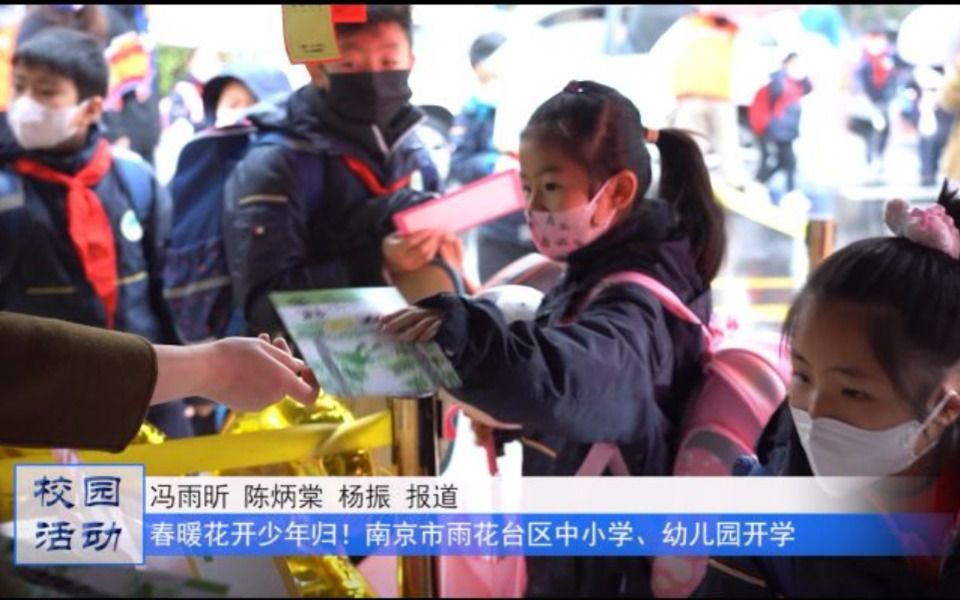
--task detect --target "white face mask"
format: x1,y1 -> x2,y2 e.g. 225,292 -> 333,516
7,96 -> 84,150
791,391 -> 956,495
214,107 -> 248,128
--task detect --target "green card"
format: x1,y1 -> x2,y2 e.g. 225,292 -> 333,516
271,288 -> 462,398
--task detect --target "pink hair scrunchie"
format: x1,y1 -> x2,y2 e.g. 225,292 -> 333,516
884,199 -> 960,260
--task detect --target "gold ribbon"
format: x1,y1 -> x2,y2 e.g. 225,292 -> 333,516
0,411 -> 391,482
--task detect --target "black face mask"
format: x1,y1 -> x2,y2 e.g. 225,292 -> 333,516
326,70 -> 413,131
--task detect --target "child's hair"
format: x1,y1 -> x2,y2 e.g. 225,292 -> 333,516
469,32 -> 507,68
13,27 -> 108,100
785,183 -> 960,423
335,5 -> 413,45
520,80 -> 727,282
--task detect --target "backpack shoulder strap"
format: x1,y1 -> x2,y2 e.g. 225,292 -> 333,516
109,149 -> 173,304
590,270 -> 719,348
592,271 -> 700,323
576,442 -> 630,476
110,148 -> 155,221
571,270 -> 718,479
0,169 -> 24,209
253,130 -> 327,212
0,170 -> 25,285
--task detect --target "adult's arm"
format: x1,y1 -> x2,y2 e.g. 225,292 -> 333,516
0,312 -> 156,451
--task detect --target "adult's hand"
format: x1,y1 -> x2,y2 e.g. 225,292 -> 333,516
152,336 -> 319,411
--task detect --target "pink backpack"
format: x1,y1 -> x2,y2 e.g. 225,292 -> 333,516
583,272 -> 791,598
437,270 -> 790,598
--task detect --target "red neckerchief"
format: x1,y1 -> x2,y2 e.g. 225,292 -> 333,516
14,139 -> 118,328
341,154 -> 412,196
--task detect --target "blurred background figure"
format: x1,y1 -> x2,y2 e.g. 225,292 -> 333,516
15,4 -> 109,48
153,46 -> 224,185
659,6 -> 748,190
100,5 -> 162,164
901,65 -> 954,186
418,104 -> 455,185
941,52 -> 960,183
449,31 -> 534,282
449,33 -> 509,187
849,22 -> 904,183
756,52 -> 813,200
0,5 -> 25,113
160,46 -> 223,134
201,62 -> 292,128
894,4 -> 960,185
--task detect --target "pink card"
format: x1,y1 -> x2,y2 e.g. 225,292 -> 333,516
393,169 -> 525,234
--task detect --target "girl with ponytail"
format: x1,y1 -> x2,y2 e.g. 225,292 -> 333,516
383,80 -> 727,597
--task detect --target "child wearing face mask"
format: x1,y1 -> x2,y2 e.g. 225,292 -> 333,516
697,186 -> 960,597
200,63 -> 292,130
154,62 -> 293,187
382,80 -> 727,597
222,4 -> 452,340
0,27 -> 192,438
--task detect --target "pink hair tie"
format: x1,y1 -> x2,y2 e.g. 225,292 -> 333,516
884,199 -> 960,259
644,128 -> 660,144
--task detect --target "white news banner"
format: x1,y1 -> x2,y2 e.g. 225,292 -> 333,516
140,476 -> 880,514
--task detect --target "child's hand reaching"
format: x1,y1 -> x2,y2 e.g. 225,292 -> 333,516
382,229 -> 454,274
380,307 -> 444,342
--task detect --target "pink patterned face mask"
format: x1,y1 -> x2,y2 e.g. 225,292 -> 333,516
526,181 -> 613,261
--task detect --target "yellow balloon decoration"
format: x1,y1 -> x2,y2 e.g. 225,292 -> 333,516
1,396 -> 390,598
218,393 -> 377,599
134,421 -> 168,445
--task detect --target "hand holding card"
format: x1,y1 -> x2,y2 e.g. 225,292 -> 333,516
392,170 -> 525,235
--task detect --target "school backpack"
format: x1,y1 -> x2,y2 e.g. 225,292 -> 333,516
582,271 -> 791,598
163,118 -> 445,344
443,267 -> 791,598
162,125 -> 324,343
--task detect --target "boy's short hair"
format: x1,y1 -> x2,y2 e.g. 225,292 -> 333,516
470,33 -> 507,68
13,27 -> 108,100
334,5 -> 413,45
